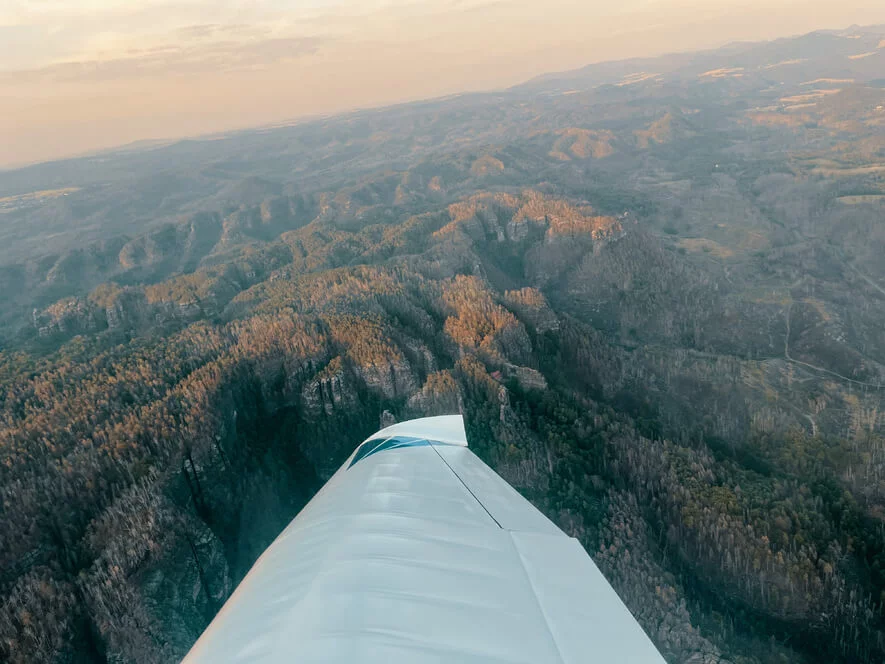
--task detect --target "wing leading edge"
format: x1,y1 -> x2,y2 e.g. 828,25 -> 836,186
182,415 -> 666,663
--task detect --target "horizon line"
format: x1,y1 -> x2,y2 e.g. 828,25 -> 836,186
1,20 -> 881,175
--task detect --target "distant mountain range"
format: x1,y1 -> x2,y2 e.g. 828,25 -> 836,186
521,24 -> 885,90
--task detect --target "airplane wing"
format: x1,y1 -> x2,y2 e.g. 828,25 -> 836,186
182,415 -> 666,663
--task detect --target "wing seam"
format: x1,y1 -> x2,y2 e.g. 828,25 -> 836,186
507,532 -> 568,664
428,440 -> 503,529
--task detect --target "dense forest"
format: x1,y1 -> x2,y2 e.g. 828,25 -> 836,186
3,26 -> 885,663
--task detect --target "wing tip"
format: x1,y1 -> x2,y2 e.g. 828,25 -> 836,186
368,414 -> 468,447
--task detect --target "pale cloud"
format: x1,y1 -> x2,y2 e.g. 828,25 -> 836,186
0,36 -> 324,84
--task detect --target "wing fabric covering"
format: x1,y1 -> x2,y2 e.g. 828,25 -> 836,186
182,415 -> 666,663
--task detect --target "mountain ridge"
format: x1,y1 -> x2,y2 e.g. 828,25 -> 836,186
3,25 -> 885,664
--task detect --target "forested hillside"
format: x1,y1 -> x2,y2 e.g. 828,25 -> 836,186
3,26 -> 885,663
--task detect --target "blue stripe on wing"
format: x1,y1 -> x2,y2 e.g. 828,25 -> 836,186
348,436 -> 456,468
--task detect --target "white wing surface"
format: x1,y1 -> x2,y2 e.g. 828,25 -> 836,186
182,415 -> 666,663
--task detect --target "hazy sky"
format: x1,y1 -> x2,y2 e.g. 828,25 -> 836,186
2,0 -> 885,167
